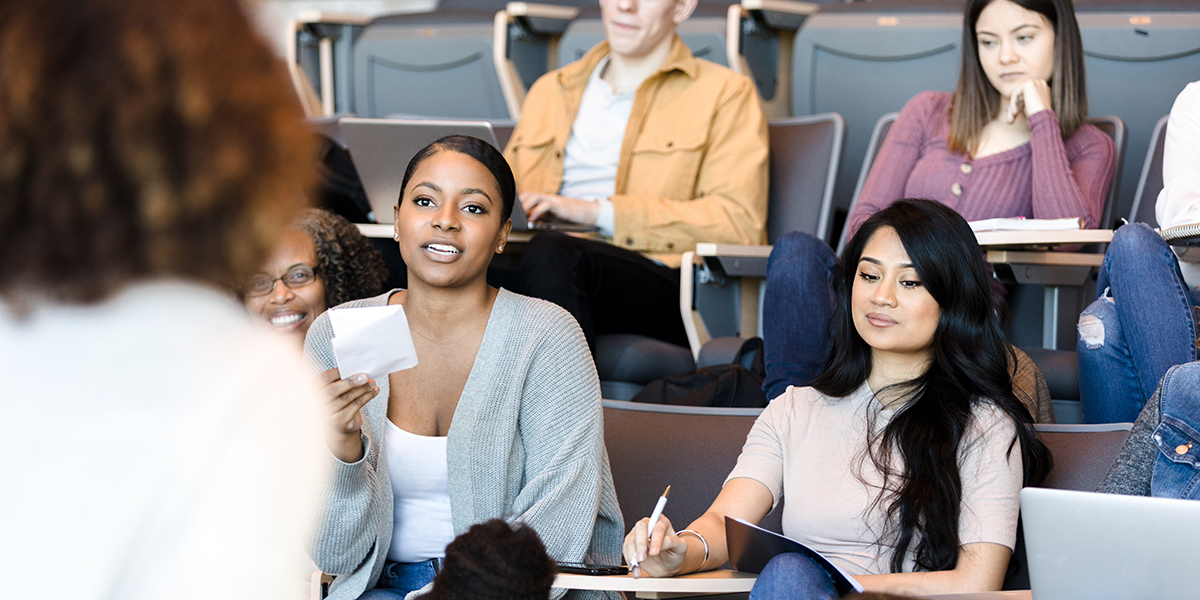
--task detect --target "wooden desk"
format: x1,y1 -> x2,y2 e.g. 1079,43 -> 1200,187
356,223 -> 535,244
553,570 -> 756,599
978,230 -> 1111,350
923,592 -> 1032,600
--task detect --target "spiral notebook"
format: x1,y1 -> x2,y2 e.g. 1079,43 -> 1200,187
1160,222 -> 1200,246
724,517 -> 863,596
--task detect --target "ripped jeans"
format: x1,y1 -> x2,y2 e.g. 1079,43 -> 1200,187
1077,224 -> 1200,423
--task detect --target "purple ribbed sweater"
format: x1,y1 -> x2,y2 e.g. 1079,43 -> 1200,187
849,91 -> 1116,234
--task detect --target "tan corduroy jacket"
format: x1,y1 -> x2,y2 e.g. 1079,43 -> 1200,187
504,36 -> 768,268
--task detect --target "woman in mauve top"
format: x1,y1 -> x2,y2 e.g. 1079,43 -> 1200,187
762,0 -> 1116,401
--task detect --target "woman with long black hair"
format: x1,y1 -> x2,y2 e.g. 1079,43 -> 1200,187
623,199 -> 1051,598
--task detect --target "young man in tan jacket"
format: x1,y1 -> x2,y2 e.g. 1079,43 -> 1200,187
505,0 -> 768,351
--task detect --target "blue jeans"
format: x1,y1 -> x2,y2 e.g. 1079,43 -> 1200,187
762,232 -> 838,401
358,558 -> 442,600
749,553 -> 841,600
1077,224 -> 1200,423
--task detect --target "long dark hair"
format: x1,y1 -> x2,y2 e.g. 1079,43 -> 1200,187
811,199 -> 1051,573
949,0 -> 1088,154
398,135 -> 516,223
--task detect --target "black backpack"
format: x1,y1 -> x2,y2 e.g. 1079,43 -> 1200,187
630,338 -> 767,408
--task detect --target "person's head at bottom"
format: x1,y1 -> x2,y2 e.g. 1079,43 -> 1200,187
426,519 -> 556,600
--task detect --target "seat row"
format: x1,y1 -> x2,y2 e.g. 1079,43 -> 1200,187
287,0 -> 1200,227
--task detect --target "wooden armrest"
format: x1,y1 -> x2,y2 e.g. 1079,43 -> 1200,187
741,0 -> 818,30
293,10 -> 371,25
694,243 -> 773,259
505,2 -> 579,22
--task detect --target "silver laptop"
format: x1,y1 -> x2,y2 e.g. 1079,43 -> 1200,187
338,117 -> 597,233
1021,487 -> 1200,600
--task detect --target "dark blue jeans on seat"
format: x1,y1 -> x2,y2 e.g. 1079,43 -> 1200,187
357,558 -> 443,599
761,232 -> 838,401
749,553 -> 842,600
1077,224 -> 1200,423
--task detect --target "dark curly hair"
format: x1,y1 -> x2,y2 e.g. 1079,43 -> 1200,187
426,519 -> 556,600
294,209 -> 388,307
0,0 -> 315,305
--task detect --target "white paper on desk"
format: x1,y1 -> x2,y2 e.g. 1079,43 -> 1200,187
329,304 -> 418,381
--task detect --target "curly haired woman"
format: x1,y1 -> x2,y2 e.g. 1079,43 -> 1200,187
244,208 -> 389,345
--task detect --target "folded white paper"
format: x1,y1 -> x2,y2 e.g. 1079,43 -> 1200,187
329,304 -> 418,381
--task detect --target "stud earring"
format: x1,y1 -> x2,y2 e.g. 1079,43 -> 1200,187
393,233 -> 400,241
497,246 -> 504,253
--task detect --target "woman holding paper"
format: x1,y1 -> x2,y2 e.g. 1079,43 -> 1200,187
760,0 -> 1114,400
303,135 -> 623,600
623,200 -> 1052,599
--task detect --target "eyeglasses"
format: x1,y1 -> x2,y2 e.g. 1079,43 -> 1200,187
244,265 -> 319,297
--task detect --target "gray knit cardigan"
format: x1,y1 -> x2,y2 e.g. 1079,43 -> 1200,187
304,289 -> 623,600
1097,389 -> 1159,496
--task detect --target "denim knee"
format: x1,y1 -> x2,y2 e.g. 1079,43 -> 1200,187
1078,295 -> 1119,351
749,553 -> 838,600
1106,223 -> 1172,273
769,232 -> 837,271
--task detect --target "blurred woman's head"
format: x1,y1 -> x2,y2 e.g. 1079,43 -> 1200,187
814,199 -> 1049,574
392,136 -> 515,291
0,0 -> 314,305
950,0 -> 1087,153
244,209 -> 387,343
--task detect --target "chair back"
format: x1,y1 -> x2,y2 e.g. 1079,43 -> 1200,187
1086,115 -> 1128,230
1032,423 -> 1133,492
1128,115 -> 1169,227
766,113 -> 845,244
837,111 -> 898,253
352,11 -> 512,119
602,401 -> 784,535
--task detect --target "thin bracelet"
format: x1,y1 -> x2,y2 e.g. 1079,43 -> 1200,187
676,529 -> 709,567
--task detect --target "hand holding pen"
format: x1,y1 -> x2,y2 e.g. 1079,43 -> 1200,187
623,485 -> 689,578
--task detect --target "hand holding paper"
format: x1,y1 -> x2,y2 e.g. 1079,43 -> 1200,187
329,304 -> 419,381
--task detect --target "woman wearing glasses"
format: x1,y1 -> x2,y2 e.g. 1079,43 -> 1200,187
244,208 -> 388,345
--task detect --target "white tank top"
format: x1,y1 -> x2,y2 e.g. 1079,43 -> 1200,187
384,419 -> 455,563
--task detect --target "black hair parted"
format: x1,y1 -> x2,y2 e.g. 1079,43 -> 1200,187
426,519 -> 556,600
812,199 -> 1052,574
398,135 -> 517,223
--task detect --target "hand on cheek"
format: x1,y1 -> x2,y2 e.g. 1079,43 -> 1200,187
1007,78 -> 1053,124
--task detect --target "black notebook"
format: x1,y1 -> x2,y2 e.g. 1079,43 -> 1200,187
725,517 -> 864,597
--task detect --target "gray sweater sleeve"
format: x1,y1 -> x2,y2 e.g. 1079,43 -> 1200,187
1096,390 -> 1159,496
304,298 -> 387,576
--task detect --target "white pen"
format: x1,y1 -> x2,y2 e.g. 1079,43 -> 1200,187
630,485 -> 671,578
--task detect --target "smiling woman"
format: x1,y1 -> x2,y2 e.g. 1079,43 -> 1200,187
302,136 -> 622,600
243,208 -> 387,346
